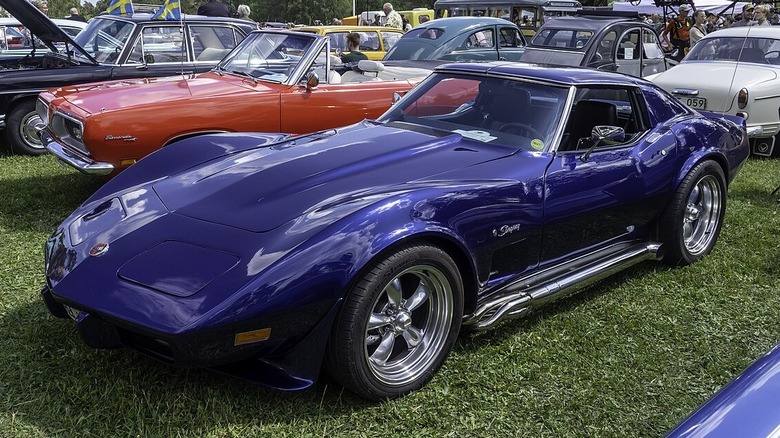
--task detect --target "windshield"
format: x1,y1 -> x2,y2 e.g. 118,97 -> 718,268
686,36 -> 780,65
218,32 -> 317,82
379,73 -> 568,150
74,17 -> 135,63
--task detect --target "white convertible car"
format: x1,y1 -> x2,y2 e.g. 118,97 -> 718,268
649,27 -> 780,157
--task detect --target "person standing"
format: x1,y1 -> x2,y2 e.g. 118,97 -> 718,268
690,10 -> 707,48
67,7 -> 87,22
371,13 -> 382,26
754,4 -> 773,26
197,0 -> 229,17
383,3 -> 402,30
236,4 -> 251,20
732,4 -> 755,27
401,15 -> 412,32
660,4 -> 693,62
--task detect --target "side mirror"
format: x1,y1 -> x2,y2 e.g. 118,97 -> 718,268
579,125 -> 625,162
306,71 -> 320,91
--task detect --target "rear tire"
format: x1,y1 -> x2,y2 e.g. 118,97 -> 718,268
325,244 -> 463,400
661,160 -> 726,266
7,99 -> 46,156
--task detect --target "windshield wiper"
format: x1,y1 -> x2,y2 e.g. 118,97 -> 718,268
227,69 -> 258,83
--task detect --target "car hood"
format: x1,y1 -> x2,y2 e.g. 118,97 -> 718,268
58,72 -> 261,115
153,124 -> 514,232
651,62 -> 778,111
0,0 -> 85,53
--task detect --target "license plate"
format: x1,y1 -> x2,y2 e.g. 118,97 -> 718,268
681,97 -> 706,109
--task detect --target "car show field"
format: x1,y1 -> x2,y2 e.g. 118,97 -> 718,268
2,0 -> 780,435
1,147 -> 780,435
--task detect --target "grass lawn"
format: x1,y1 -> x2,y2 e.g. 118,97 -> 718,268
1,151 -> 779,437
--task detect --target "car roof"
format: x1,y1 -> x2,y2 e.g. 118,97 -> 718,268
702,26 -> 780,38
93,12 -> 254,26
437,61 -> 645,87
296,25 -> 404,34
538,14 -> 648,33
417,16 -> 517,32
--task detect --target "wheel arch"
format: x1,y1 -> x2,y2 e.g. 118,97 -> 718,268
675,151 -> 730,187
350,231 -> 479,317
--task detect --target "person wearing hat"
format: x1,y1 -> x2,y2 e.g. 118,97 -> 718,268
371,13 -> 382,26
661,4 -> 694,62
732,3 -> 756,26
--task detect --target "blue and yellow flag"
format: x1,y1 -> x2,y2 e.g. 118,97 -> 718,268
151,0 -> 181,20
106,0 -> 134,15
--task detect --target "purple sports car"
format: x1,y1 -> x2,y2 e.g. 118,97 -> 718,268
42,62 -> 749,400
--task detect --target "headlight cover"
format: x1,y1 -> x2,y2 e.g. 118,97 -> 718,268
50,111 -> 88,155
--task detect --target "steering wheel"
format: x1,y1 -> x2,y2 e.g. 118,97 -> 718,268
499,122 -> 543,138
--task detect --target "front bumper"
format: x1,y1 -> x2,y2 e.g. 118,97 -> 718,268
41,284 -> 340,390
42,131 -> 114,175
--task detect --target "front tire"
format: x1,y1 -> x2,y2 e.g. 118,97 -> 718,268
7,99 -> 46,155
325,244 -> 463,400
661,160 -> 726,265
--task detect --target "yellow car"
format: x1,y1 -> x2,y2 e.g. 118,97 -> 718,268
295,26 -> 404,60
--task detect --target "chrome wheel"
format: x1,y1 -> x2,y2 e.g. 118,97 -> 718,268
19,111 -> 45,152
364,264 -> 454,387
683,174 -> 722,256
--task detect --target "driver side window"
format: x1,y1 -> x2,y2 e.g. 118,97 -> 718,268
560,87 -> 646,151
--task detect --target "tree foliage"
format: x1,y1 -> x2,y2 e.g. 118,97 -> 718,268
21,0 -> 605,25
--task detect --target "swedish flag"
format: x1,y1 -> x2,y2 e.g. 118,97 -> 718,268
106,0 -> 134,15
151,0 -> 182,20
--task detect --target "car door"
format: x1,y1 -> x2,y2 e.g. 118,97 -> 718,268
615,27 -> 666,77
541,85 -> 678,261
496,25 -> 525,61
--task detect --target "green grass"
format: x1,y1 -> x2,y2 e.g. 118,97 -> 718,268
1,152 -> 779,437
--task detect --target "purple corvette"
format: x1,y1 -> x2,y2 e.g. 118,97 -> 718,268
42,62 -> 749,400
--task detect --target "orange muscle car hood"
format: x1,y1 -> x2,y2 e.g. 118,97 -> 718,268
56,72 -> 263,115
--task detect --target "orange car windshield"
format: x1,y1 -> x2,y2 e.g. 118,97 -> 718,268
219,32 -> 317,83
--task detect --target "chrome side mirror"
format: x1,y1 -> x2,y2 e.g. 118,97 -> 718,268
306,71 -> 319,91
580,125 -> 625,162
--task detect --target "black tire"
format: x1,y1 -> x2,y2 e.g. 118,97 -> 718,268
325,244 -> 463,400
7,99 -> 46,155
661,160 -> 726,266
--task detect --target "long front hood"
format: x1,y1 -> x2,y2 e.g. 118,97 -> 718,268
153,124 -> 514,232
57,72 -> 265,115
651,62 -> 779,112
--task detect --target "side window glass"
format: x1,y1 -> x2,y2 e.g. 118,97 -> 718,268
128,25 -> 186,65
382,31 -> 402,50
562,87 -> 641,151
191,25 -> 239,61
466,29 -> 494,49
642,30 -> 664,59
618,30 -> 639,60
499,28 -> 524,48
328,32 -> 347,53
590,30 -> 616,65
358,31 -> 379,53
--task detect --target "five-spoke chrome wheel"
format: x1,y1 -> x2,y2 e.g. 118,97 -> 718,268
326,244 -> 463,400
662,160 -> 726,265
364,265 -> 454,386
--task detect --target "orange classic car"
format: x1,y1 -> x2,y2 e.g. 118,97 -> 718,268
38,29 -> 433,176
